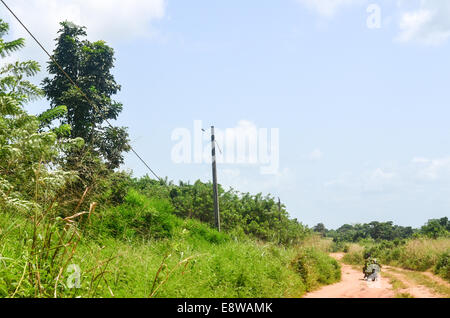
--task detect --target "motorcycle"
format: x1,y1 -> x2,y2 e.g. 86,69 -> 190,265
363,263 -> 381,281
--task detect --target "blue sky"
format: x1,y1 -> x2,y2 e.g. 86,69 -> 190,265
3,0 -> 450,229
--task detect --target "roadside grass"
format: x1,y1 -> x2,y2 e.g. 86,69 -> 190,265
293,247 -> 341,292
300,235 -> 333,253
0,189 -> 342,298
342,244 -> 364,265
395,293 -> 414,298
341,238 -> 450,282
395,238 -> 449,272
388,268 -> 450,298
73,236 -> 311,298
382,272 -> 408,290
381,271 -> 414,298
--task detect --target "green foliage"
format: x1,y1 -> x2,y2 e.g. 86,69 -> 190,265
312,223 -> 328,237
420,217 -> 450,239
328,218 -> 449,245
96,170 -> 133,205
0,61 -> 42,102
0,21 -> 24,58
434,252 -> 450,280
0,19 -> 82,213
328,221 -> 415,243
293,248 -> 341,291
181,219 -> 228,245
0,20 -> 109,298
1,190 -> 340,298
132,176 -> 310,245
342,250 -> 365,265
42,21 -> 130,170
69,238 -> 309,298
90,189 -> 179,241
330,240 -> 350,253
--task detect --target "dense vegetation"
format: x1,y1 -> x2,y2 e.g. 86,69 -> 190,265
0,19 -> 341,298
313,220 -> 450,281
314,218 -> 450,243
0,186 -> 342,298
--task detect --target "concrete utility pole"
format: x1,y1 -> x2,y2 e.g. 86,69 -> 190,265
211,126 -> 221,231
278,197 -> 281,221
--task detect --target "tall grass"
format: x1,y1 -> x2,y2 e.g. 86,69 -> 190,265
300,235 -> 333,253
399,238 -> 449,271
1,188 -> 342,298
342,244 -> 364,264
293,248 -> 341,291
0,195 -> 109,297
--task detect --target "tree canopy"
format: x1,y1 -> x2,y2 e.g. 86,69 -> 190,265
42,21 -> 130,170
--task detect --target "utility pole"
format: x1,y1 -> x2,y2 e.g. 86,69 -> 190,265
211,126 -> 221,231
278,197 -> 281,222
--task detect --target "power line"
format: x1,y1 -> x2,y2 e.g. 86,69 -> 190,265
0,0 -> 162,181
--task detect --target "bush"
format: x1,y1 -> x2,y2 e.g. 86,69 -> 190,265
434,252 -> 450,281
330,240 -> 349,253
394,239 -> 448,271
293,248 -> 341,291
91,189 -> 179,240
342,244 -> 365,265
301,235 -> 333,253
183,219 -> 229,245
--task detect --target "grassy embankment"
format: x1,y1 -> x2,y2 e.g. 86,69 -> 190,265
0,189 -> 340,298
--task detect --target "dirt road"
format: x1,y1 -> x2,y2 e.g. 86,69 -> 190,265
303,253 -> 449,298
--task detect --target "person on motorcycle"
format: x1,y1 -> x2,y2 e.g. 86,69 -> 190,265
363,257 -> 381,281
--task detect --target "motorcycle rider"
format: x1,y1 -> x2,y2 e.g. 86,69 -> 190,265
363,257 -> 381,281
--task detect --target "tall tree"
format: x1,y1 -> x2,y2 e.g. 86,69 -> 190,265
42,21 -> 130,169
313,223 -> 328,237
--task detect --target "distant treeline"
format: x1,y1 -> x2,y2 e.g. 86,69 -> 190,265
313,218 -> 450,242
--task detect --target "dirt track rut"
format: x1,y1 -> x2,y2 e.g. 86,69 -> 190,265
303,253 -> 447,298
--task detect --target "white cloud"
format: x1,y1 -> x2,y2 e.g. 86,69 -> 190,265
325,155 -> 450,199
309,148 -> 323,161
396,0 -> 450,46
1,0 -> 166,81
325,167 -> 397,195
296,0 -> 450,46
297,0 -> 365,18
412,156 -> 450,181
3,0 -> 166,47
361,168 -> 396,193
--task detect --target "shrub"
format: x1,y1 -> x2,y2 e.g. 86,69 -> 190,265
396,238 -> 448,271
434,252 -> 450,281
293,248 -> 341,291
183,219 -> 229,245
302,235 -> 334,253
342,244 -> 365,265
91,189 -> 179,240
330,240 -> 349,253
